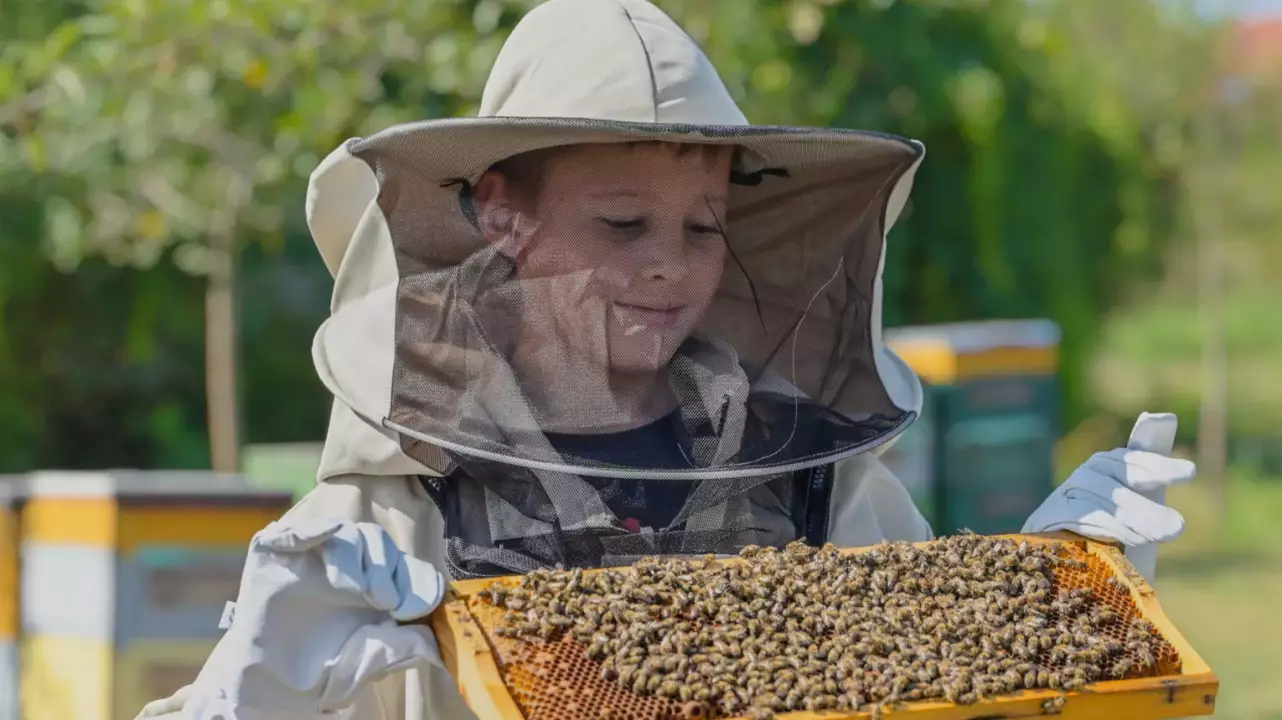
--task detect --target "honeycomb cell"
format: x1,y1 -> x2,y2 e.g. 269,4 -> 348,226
1038,544 -> 1180,677
474,598 -> 678,719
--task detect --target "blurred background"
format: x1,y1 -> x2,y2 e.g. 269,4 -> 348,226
1,0 -> 1280,717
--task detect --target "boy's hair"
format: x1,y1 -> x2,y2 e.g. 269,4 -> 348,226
491,141 -> 730,204
485,146 -> 560,206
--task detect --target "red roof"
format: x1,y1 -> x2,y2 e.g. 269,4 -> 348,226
1234,18 -> 1282,78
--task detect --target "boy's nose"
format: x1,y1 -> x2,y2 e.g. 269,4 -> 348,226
635,227 -> 690,282
642,258 -> 688,282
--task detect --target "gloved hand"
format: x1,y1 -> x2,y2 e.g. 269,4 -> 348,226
1022,412 -> 1196,582
181,518 -> 447,719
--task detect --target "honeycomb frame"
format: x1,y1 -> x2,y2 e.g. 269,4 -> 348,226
427,533 -> 1218,720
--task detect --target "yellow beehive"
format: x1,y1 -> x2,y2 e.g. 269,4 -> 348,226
17,471 -> 292,720
0,479 -> 23,720
428,534 -> 1217,720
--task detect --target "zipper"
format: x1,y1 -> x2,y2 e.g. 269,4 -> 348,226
804,463 -> 833,546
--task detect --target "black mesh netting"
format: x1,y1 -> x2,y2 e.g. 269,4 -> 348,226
416,462 -> 833,579
349,128 -> 920,578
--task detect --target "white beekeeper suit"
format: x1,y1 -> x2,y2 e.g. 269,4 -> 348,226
137,1 -> 1195,718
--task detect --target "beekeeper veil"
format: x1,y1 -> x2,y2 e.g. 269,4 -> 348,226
307,0 -> 925,578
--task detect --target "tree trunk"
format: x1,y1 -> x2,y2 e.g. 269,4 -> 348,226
1194,109 -> 1230,527
1196,199 -> 1228,521
205,254 -> 239,473
205,180 -> 245,474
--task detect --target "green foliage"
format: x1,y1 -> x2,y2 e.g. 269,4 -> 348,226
0,0 -> 1222,470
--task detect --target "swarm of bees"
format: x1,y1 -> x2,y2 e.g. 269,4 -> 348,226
479,535 -> 1170,720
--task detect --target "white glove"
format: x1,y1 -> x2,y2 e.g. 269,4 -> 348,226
1022,412 -> 1196,581
182,518 -> 447,719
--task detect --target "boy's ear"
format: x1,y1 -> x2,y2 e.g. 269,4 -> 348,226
473,170 -> 537,259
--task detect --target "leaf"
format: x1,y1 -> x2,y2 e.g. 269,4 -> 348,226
43,196 -> 85,271
19,134 -> 48,172
136,209 -> 167,240
42,20 -> 82,58
173,242 -> 213,276
751,60 -> 792,94
241,58 -> 269,90
786,1 -> 825,45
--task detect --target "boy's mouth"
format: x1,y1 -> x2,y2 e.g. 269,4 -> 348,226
613,302 -> 685,329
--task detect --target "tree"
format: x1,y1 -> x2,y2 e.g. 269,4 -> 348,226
1089,12 -> 1282,502
1,0 -> 537,470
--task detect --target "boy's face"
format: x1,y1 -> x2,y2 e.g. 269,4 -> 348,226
477,143 -> 732,375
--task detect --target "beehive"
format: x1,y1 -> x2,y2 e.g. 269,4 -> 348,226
17,471 -> 293,720
883,320 -> 1062,535
428,534 -> 1217,720
0,478 -> 24,720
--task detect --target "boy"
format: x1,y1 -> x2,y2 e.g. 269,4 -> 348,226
139,1 -> 1195,718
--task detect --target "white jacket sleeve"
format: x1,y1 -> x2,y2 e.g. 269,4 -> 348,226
135,476 -> 475,720
826,453 -> 934,547
134,612 -> 408,720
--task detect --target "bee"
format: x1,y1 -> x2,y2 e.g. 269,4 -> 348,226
630,670 -> 649,694
1042,696 -> 1068,714
1138,646 -> 1156,667
1083,648 -> 1108,665
784,688 -> 805,709
720,695 -> 744,714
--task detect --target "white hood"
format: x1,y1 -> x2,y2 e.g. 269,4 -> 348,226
305,0 -> 925,485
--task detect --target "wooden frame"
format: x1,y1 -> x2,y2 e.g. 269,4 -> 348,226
426,534 -> 1218,720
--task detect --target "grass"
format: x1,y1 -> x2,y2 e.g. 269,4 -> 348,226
1085,267 -> 1282,717
1090,288 -> 1282,437
1154,468 -> 1282,720
241,441 -> 322,500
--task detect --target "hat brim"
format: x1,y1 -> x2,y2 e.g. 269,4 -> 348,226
347,116 -> 923,186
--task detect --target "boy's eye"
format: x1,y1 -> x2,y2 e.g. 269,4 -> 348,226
601,217 -> 645,231
688,223 -> 722,236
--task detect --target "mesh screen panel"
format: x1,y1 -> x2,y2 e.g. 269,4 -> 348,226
361,135 -> 915,477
